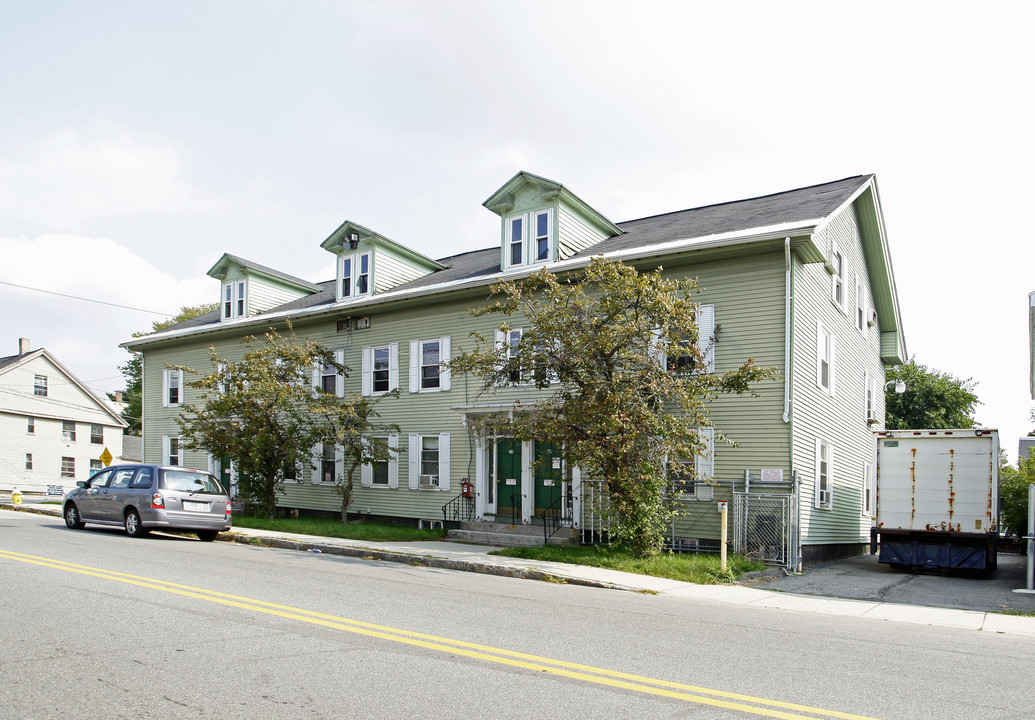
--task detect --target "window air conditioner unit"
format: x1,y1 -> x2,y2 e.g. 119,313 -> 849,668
356,316 -> 371,330
868,309 -> 878,328
419,475 -> 439,488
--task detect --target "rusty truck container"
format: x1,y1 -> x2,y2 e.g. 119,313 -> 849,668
872,429 -> 999,572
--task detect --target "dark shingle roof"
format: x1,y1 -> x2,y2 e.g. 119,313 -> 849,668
152,175 -> 870,336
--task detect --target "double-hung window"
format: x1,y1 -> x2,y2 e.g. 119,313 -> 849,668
830,250 -> 844,310
339,252 -> 372,300
664,304 -> 716,375
34,374 -> 47,397
505,209 -> 552,268
62,421 -> 76,442
164,369 -> 184,407
321,444 -> 337,484
61,457 -> 75,478
864,372 -> 880,424
164,436 -> 182,466
27,416 -> 34,434
91,424 -> 103,444
815,439 -> 833,510
361,434 -> 400,489
863,461 -> 874,516
25,453 -> 32,470
362,344 -> 398,396
408,433 -> 450,491
668,428 -> 715,499
493,328 -> 523,384
409,338 -> 451,392
222,281 -> 247,320
855,275 -> 868,337
816,323 -> 835,396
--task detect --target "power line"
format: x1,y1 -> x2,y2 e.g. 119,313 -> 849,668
0,279 -> 174,316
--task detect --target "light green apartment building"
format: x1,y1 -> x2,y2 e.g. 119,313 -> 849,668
124,171 -> 906,563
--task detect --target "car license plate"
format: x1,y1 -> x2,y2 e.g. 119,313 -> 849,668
183,501 -> 210,512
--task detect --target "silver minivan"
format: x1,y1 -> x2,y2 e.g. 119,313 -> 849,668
63,464 -> 232,541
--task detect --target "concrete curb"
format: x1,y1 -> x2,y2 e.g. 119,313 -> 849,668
219,532 -> 629,591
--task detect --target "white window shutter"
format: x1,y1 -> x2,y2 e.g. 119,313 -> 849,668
311,445 -> 321,484
361,443 -> 372,488
388,434 -> 399,488
389,343 -> 399,391
335,350 -> 345,397
408,434 -> 419,489
361,347 -> 372,396
409,340 -> 419,393
162,436 -> 170,464
162,370 -> 170,408
696,427 -> 715,481
699,304 -> 715,372
439,433 -> 451,492
829,333 -> 836,396
440,336 -> 451,391
312,363 -> 321,396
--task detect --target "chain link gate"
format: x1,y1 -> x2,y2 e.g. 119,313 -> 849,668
733,490 -> 800,570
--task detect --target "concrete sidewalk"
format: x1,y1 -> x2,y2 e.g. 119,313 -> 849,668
5,499 -> 1035,637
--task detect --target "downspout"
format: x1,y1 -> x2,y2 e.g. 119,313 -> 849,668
783,237 -> 792,424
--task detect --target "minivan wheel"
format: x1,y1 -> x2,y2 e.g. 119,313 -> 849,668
64,503 -> 85,529
124,509 -> 149,537
195,530 -> 219,542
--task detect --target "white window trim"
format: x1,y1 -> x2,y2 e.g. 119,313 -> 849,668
338,251 -> 372,301
815,439 -> 833,510
504,208 -> 554,269
661,304 -> 716,375
830,250 -> 845,311
361,434 -> 400,489
409,337 -> 451,393
408,433 -> 450,491
362,344 -> 399,396
221,280 -> 247,321
494,328 -> 524,385
855,274 -> 868,338
816,322 -> 835,396
310,442 -> 340,486
163,368 -> 184,408
531,208 -> 553,264
163,435 -> 183,467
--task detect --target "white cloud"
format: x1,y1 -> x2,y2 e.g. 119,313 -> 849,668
0,130 -> 197,225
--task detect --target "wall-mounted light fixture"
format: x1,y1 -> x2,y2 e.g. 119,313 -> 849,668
885,379 -> 906,394
348,232 -> 360,250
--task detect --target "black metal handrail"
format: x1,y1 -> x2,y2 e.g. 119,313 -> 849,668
441,493 -> 474,535
539,490 -> 573,543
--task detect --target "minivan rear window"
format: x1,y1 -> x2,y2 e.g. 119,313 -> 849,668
160,470 -> 224,494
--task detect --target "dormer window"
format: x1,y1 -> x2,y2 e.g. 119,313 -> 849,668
338,251 -> 372,300
505,209 -> 553,268
222,280 -> 247,320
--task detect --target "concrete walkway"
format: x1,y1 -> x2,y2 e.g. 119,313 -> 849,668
5,499 -> 1035,637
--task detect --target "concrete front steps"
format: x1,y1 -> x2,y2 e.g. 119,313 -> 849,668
448,520 -> 577,547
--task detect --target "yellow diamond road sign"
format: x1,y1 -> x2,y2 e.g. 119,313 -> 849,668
99,448 -> 113,467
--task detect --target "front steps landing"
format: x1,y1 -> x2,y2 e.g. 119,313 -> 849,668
448,520 -> 577,547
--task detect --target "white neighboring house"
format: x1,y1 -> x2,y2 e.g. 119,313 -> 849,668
0,339 -> 127,495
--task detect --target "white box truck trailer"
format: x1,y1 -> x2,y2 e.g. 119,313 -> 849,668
871,429 -> 999,572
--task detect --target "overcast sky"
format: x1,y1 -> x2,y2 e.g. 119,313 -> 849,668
2,1 -> 1032,460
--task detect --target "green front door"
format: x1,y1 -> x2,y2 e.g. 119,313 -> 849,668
218,456 -> 232,495
495,439 -> 522,518
534,441 -> 563,514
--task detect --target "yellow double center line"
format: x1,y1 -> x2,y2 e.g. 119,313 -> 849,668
0,549 -> 880,720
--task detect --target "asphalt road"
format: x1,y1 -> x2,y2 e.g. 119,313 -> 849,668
3,511 -> 1035,720
763,552 -> 1035,614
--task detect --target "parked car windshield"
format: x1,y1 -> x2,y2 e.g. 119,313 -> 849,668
160,470 -> 224,495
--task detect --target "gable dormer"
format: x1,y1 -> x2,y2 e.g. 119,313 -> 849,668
207,254 -> 322,322
483,171 -> 622,271
320,221 -> 444,302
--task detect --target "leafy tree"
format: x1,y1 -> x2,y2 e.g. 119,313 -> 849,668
449,257 -> 776,558
885,358 -> 979,429
116,303 -> 218,433
312,391 -> 399,524
999,452 -> 1035,536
